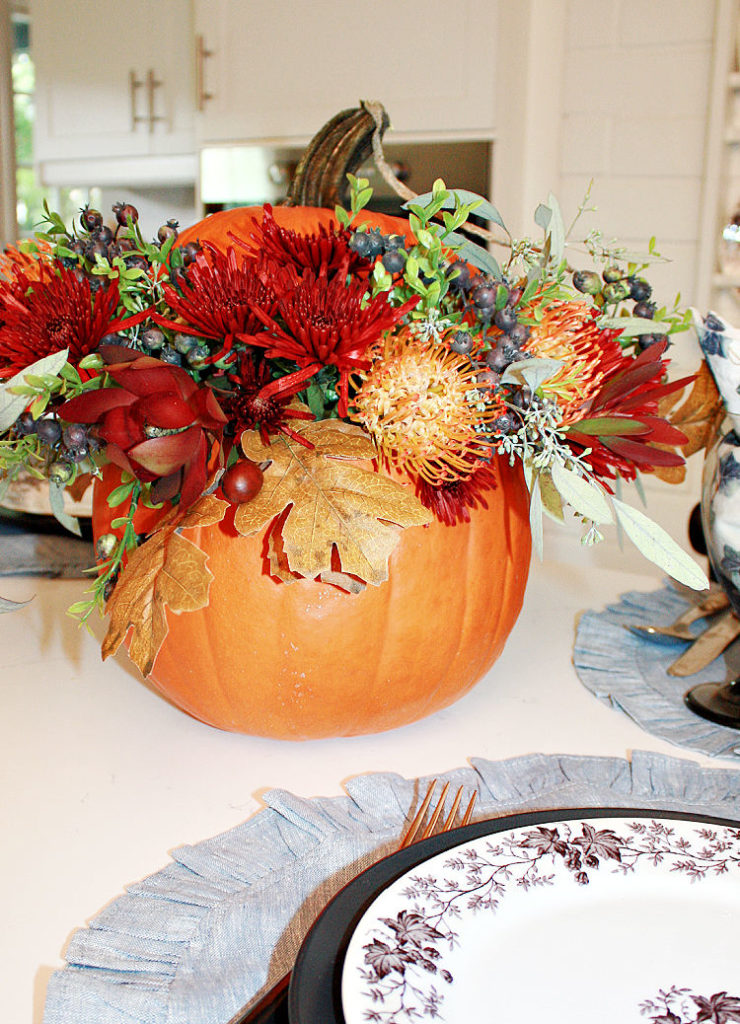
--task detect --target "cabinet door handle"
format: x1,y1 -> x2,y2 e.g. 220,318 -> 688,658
129,70 -> 147,130
146,69 -> 165,133
195,34 -> 213,111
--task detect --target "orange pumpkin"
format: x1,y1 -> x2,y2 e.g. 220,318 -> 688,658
91,207 -> 532,739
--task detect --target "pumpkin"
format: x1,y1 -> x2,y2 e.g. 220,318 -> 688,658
91,207 -> 532,739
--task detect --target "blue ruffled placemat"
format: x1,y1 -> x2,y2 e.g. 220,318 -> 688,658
43,750 -> 740,1024
574,584 -> 740,759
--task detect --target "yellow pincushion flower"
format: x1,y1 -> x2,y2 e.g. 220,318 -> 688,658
351,330 -> 498,485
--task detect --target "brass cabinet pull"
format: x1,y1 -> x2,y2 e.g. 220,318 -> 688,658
195,34 -> 213,111
129,70 -> 147,130
146,69 -> 165,133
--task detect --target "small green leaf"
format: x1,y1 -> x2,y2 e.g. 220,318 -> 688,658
106,482 -> 135,507
611,497 -> 709,590
569,417 -> 647,436
550,461 -> 613,524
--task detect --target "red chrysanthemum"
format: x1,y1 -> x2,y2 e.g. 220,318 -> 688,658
241,203 -> 370,277
416,459 -> 499,526
0,262 -> 148,379
156,244 -> 277,366
60,347 -> 227,508
240,261 -> 417,416
219,353 -> 314,447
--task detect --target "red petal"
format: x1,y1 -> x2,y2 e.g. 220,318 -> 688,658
146,391 -> 198,429
178,433 -> 208,509
128,426 -> 201,476
60,388 -> 137,423
101,404 -> 147,450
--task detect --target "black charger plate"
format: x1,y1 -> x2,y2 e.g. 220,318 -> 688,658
287,805 -> 740,1024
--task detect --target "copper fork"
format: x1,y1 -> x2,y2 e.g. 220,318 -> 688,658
233,779 -> 477,1024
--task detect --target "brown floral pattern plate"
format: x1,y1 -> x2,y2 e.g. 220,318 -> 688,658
290,810 -> 740,1024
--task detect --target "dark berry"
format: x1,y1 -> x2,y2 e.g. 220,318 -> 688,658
602,280 -> 630,303
141,328 -> 166,351
602,264 -> 623,283
381,249 -> 406,274
572,270 -> 602,295
157,219 -> 179,245
67,443 -> 90,463
628,277 -> 652,302
124,254 -> 149,271
446,261 -> 471,293
95,226 -> 114,246
186,343 -> 210,366
112,202 -> 139,227
36,418 -> 62,445
506,286 -> 523,307
472,282 -> 496,312
364,229 -> 385,259
221,460 -> 264,504
85,237 -> 110,263
385,234 -> 405,251
174,333 -> 199,354
349,232 -> 372,258
99,332 -> 125,347
80,206 -> 103,232
107,242 -> 125,260
62,423 -> 87,449
159,347 -> 182,365
507,323 -> 531,346
449,331 -> 473,355
66,237 -> 86,259
16,411 -> 36,435
485,347 -> 509,372
638,333 -> 662,350
181,241 -> 201,266
494,307 -> 518,333
633,301 -> 656,319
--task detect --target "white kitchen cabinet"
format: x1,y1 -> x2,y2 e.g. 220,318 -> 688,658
31,0 -> 195,184
194,0 -> 498,145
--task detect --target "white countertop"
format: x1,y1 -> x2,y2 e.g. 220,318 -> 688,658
2,482 -> 730,1024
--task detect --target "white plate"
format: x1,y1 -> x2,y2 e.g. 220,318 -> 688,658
341,815 -> 740,1024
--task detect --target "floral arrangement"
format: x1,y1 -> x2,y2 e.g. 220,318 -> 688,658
0,178 -> 708,638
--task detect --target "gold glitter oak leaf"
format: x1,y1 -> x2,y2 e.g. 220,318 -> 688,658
236,420 -> 433,589
101,494 -> 228,677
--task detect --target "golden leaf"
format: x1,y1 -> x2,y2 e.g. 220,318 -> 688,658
236,421 -> 432,586
101,494 -> 228,676
653,363 -> 724,483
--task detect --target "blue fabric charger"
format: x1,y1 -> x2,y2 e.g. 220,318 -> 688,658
574,583 -> 740,760
43,750 -> 740,1024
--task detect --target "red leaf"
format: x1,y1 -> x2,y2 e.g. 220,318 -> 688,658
600,436 -> 685,466
129,426 -> 201,475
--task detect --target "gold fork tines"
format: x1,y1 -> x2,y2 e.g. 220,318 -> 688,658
400,779 -> 477,848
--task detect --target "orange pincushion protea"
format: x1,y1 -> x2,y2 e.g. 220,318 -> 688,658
351,329 -> 501,485
523,299 -> 624,423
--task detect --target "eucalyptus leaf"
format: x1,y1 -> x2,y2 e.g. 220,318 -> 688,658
529,475 -> 544,559
550,461 -> 613,524
444,232 -> 503,279
538,470 -> 565,523
48,481 -> 83,537
0,349 -> 69,432
611,497 -> 709,590
599,316 -> 670,337
0,594 -> 34,613
501,357 -> 564,392
545,193 -> 565,264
